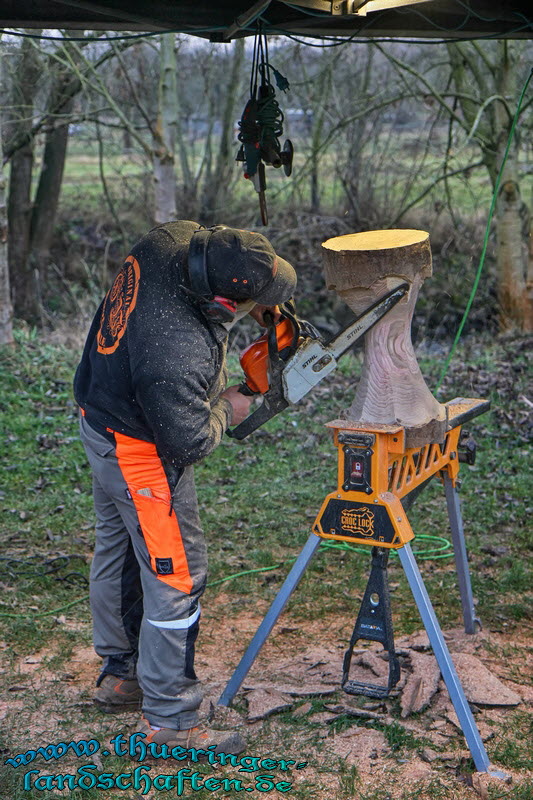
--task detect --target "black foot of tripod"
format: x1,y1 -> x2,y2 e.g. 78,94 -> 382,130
342,547 -> 401,699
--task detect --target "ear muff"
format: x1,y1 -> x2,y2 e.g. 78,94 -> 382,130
187,226 -> 236,324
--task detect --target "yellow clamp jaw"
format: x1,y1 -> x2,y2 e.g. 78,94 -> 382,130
313,398 -> 489,549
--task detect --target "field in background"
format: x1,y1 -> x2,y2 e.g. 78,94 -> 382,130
57,128 -> 504,220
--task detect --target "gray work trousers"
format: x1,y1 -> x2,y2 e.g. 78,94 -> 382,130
80,414 -> 207,730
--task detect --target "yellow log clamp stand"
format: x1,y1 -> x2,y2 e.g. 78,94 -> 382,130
219,396 -> 508,778
313,397 -> 489,548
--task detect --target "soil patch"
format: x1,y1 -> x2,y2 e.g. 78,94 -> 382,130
2,605 -> 531,798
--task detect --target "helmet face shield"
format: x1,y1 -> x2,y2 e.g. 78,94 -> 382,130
220,299 -> 257,331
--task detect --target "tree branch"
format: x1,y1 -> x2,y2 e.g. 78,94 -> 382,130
3,38 -> 139,163
60,40 -> 153,158
374,44 -> 479,143
389,160 -> 485,227
111,42 -> 155,138
274,92 -> 423,195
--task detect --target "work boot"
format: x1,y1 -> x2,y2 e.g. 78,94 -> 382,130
94,675 -> 142,713
138,718 -> 246,755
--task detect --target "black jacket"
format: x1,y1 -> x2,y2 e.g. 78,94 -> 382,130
74,221 -> 232,486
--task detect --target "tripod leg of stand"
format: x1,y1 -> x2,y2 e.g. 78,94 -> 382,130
398,543 -> 506,778
443,473 -> 481,634
218,533 -> 322,707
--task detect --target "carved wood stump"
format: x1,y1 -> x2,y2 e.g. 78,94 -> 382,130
322,229 -> 447,448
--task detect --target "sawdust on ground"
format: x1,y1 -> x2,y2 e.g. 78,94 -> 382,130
1,606 -> 532,800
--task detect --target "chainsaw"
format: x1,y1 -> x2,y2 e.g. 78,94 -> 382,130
227,283 -> 409,440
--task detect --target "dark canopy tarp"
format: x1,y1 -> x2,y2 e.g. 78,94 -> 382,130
1,0 -> 532,40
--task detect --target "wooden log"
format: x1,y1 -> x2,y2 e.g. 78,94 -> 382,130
322,229 -> 447,447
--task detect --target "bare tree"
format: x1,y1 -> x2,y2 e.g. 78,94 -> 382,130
153,33 -> 178,223
377,40 -> 532,332
29,35 -> 80,279
3,32 -> 140,323
270,42 -> 427,225
446,41 -> 532,331
5,35 -> 42,321
200,38 -> 245,222
0,38 -> 13,346
69,36 -> 247,224
300,49 -> 342,213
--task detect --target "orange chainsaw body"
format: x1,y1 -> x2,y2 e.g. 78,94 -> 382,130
240,317 -> 297,394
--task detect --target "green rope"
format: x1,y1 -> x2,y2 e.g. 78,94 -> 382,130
0,535 -> 454,620
0,595 -> 90,619
206,563 -> 285,588
205,534 -> 455,591
321,534 -> 453,560
257,85 -> 285,148
435,67 -> 533,392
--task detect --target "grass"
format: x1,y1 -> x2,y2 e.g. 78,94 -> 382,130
0,329 -> 93,654
1,326 -> 531,638
488,712 -> 533,770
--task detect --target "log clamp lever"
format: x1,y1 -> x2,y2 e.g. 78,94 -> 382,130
342,546 -> 401,698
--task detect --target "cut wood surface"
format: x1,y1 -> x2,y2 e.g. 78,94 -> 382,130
322,229 -> 432,295
324,229 -> 428,250
322,229 -> 447,446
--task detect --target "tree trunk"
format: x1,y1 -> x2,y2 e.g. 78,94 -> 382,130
447,41 -> 532,332
6,36 -> 42,322
7,144 -> 35,319
493,42 -> 532,331
202,38 -> 245,222
0,43 -> 14,346
30,98 -> 73,282
0,163 -> 12,345
339,48 -> 374,223
527,214 -> 533,332
309,59 -> 334,214
152,34 -> 178,224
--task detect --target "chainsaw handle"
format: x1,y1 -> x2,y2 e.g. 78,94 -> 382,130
265,312 -> 282,368
263,310 -> 275,327
265,309 -> 300,370
226,305 -> 300,440
237,383 -> 256,397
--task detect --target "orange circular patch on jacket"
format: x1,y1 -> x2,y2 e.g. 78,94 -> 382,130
97,256 -> 140,355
